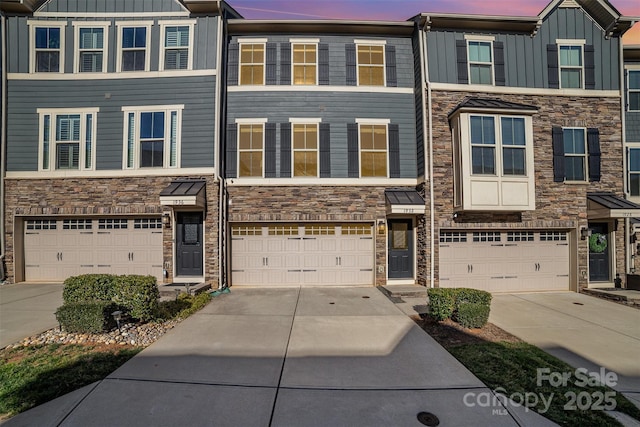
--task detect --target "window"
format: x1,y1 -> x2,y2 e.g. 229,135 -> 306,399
359,124 -> 387,177
469,115 -> 527,176
239,43 -> 265,85
540,232 -> 567,242
341,224 -> 372,235
293,123 -> 318,177
507,232 -> 534,242
73,22 -> 109,73
501,118 -> 526,175
268,224 -> 298,236
629,148 -> 640,197
629,70 -> 640,112
357,44 -> 384,86
98,219 -> 128,229
63,219 -> 92,230
563,128 -> 586,181
470,116 -> 496,175
160,22 -> 194,71
134,218 -> 162,229
26,220 -> 57,230
122,106 -> 183,169
232,225 -> 262,236
473,232 -> 501,242
117,22 -> 151,72
305,224 -> 335,235
467,41 -> 493,85
292,43 -> 317,85
38,109 -> 98,172
559,44 -> 583,89
238,123 -> 264,177
29,22 -> 66,73
439,232 -> 467,243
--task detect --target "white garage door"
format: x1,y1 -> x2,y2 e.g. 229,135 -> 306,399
231,223 -> 374,286
24,218 -> 163,282
439,231 -> 570,292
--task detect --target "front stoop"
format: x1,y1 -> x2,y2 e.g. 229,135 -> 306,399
581,288 -> 640,309
158,283 -> 211,299
378,285 -> 429,318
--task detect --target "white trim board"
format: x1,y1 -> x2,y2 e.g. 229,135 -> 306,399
8,69 -> 217,80
6,168 -> 217,179
228,85 -> 413,94
430,82 -> 620,98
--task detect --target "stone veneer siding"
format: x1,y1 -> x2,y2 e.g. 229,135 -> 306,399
226,185 -> 389,286
4,176 -> 219,285
426,90 -> 624,291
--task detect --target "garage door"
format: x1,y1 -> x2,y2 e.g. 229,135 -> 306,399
231,223 -> 374,286
24,218 -> 163,282
439,231 -> 569,292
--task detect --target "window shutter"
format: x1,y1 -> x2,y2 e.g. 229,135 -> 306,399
318,43 -> 329,85
225,123 -> 237,178
266,42 -> 277,85
85,114 -> 93,169
319,123 -> 331,177
624,70 -> 629,111
493,41 -> 506,86
280,43 -> 291,85
347,123 -> 359,177
552,126 -> 565,182
228,42 -> 239,86
280,123 -> 291,177
456,40 -> 468,84
584,45 -> 595,90
388,124 -> 400,178
385,45 -> 397,87
264,122 -> 277,177
587,128 -> 601,182
547,44 -> 559,89
346,44 -> 357,86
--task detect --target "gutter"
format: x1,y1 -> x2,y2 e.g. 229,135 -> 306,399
1,12 -> 7,276
621,36 -> 631,274
215,12 -> 225,290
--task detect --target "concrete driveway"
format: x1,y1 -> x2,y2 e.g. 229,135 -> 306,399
490,292 -> 640,409
0,283 -> 63,348
3,287 -> 554,427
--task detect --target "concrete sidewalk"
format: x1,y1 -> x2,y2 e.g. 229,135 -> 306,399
2,287 -> 554,427
0,283 -> 63,348
490,292 -> 640,409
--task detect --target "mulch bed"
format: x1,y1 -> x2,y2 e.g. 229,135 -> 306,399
415,315 -> 523,348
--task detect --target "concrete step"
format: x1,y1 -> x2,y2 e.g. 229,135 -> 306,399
379,284 -> 429,299
158,282 -> 211,299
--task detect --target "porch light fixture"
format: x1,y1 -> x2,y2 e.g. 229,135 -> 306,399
162,212 -> 171,228
377,219 -> 386,235
580,227 -> 591,240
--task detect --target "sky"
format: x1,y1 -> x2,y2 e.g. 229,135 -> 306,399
230,0 -> 640,44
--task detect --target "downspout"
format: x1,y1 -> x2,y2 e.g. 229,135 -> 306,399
1,13 -> 7,280
620,36 -> 631,274
215,10 -> 225,290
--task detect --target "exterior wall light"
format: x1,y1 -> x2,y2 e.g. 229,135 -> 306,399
580,226 -> 591,240
377,219 -> 386,235
162,212 -> 171,228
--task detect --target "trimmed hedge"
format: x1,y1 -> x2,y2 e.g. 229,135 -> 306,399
455,302 -> 491,329
62,274 -> 115,304
427,287 -> 492,328
55,302 -> 117,333
112,275 -> 159,322
426,288 -> 458,321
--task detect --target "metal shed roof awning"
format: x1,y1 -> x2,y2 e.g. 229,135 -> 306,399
385,188 -> 426,215
160,180 -> 206,208
587,193 -> 640,219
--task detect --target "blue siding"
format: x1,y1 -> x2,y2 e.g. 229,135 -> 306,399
39,0 -> 186,13
6,76 -> 217,171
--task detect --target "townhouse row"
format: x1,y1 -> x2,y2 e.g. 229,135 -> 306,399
1,0 -> 639,293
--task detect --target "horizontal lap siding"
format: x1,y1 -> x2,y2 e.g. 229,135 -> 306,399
6,76 -> 217,171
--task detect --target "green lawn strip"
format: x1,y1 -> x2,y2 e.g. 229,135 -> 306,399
447,341 -> 640,427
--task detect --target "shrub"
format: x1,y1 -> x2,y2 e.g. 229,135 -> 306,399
62,274 -> 116,304
55,302 -> 117,333
427,287 -> 492,328
455,288 -> 492,306
427,288 -> 458,321
154,292 -> 211,321
455,302 -> 491,329
112,275 -> 159,322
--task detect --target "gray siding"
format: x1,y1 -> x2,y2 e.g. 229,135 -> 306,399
412,30 -> 424,177
228,35 -> 414,88
7,15 -> 218,73
39,0 -> 186,13
6,76 -> 217,171
427,7 -> 620,90
227,92 -> 417,178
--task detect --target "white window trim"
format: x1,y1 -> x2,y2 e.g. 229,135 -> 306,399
464,34 -> 496,42
291,41 -> 318,86
627,145 -> 640,197
28,21 -> 67,74
627,68 -> 640,112
121,105 -> 184,170
291,122 -> 320,178
37,107 -> 99,172
355,43 -> 386,87
72,21 -> 110,74
562,126 -> 588,182
357,121 -> 389,178
466,39 -> 494,86
159,19 -> 196,72
238,41 -> 266,86
557,42 -> 585,90
115,21 -> 153,73
289,38 -> 320,43
237,122 -> 265,178
469,114 -> 498,176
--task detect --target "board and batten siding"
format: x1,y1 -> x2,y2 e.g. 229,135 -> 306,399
227,92 -> 417,178
38,0 -> 187,14
426,7 -> 620,90
6,15 -> 219,73
6,76 -> 217,171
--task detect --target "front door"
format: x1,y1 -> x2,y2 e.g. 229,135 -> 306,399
176,212 -> 203,276
388,219 -> 413,279
589,223 -> 610,282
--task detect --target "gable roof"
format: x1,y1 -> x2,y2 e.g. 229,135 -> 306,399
539,0 -> 635,36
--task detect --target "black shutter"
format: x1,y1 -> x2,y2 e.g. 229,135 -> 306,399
493,41 -> 506,86
319,123 -> 331,177
264,123 -> 277,177
347,123 -> 359,177
318,43 -> 330,85
552,126 -> 565,182
587,128 -> 601,182
227,42 -> 239,86
584,45 -> 595,90
456,40 -> 468,84
388,124 -> 400,178
346,44 -> 357,86
280,123 -> 291,177
266,42 -> 277,85
225,123 -> 237,178
624,70 -> 629,111
280,43 -> 291,85
547,44 -> 559,89
385,45 -> 397,87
